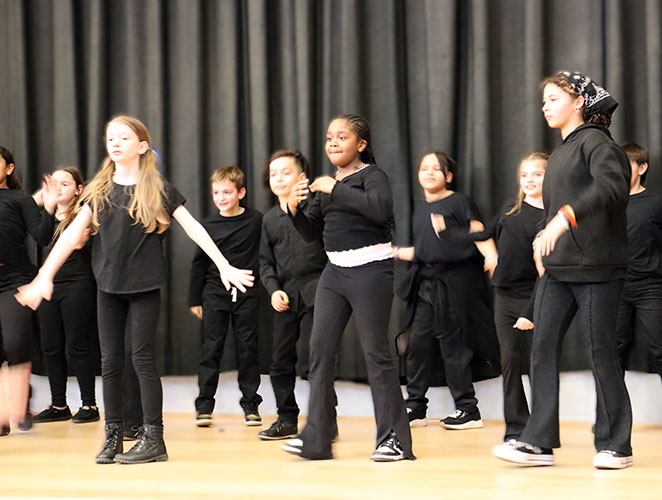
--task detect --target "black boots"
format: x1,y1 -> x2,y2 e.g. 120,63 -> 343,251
96,423 -> 123,464
114,424 -> 168,464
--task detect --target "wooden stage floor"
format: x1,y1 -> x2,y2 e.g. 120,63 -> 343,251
0,414 -> 659,499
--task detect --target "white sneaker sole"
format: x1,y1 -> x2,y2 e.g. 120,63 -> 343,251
281,444 -> 302,456
370,454 -> 405,462
593,453 -> 633,469
409,418 -> 428,428
245,420 -> 262,427
493,444 -> 554,466
196,420 -> 213,428
440,419 -> 484,430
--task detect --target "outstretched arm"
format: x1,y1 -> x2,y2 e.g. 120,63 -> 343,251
172,205 -> 254,293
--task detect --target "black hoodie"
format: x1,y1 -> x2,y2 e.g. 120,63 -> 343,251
541,123 -> 630,282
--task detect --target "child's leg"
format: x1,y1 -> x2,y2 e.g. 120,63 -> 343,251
122,337 -> 143,431
126,289 -> 162,426
405,297 -> 436,413
270,307 -> 302,423
232,295 -> 262,410
300,265 -> 351,459
97,290 -> 129,424
519,274 -> 577,449
60,280 -> 98,407
37,293 -> 68,407
631,283 -> 662,378
347,261 -> 414,459
614,288 -> 636,372
195,304 -> 230,414
573,280 -> 632,455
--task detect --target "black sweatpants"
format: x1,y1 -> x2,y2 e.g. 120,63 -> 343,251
493,291 -> 533,441
195,291 -> 262,413
269,291 -> 313,423
97,289 -> 163,426
38,279 -> 98,407
0,289 -> 33,365
520,273 -> 632,453
616,281 -> 662,378
299,260 -> 414,460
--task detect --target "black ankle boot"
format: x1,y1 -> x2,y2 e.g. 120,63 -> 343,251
114,424 -> 168,464
96,423 -> 123,464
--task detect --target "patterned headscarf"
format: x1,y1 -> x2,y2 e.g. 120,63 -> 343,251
560,71 -> 618,117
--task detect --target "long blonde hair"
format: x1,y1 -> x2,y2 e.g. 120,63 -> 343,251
81,116 -> 170,234
506,151 -> 549,215
53,166 -> 85,240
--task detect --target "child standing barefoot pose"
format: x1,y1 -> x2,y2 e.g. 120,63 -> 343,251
282,115 -> 414,461
16,116 -> 253,464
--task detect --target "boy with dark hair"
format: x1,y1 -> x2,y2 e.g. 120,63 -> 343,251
616,143 -> 662,379
190,166 -> 263,427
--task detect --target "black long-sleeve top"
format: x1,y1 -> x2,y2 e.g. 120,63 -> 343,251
625,189 -> 662,283
541,124 -> 630,282
259,205 -> 327,308
290,164 -> 393,251
188,207 -> 262,308
0,188 -> 55,292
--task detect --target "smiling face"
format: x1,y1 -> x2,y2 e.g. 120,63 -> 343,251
212,179 -> 245,215
105,121 -> 149,164
519,159 -> 545,200
269,156 -> 301,199
418,153 -> 452,195
325,118 -> 366,169
542,83 -> 583,130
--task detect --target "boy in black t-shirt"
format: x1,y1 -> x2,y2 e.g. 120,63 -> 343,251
189,166 -> 263,427
616,144 -> 662,379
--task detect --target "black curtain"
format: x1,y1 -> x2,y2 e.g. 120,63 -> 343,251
1,0 -> 660,378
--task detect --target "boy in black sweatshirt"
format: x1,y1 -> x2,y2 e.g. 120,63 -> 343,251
189,166 -> 263,427
615,143 -> 662,379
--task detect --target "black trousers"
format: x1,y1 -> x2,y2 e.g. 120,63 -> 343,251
493,291 -> 533,441
269,292 -> 313,423
299,261 -> 414,460
406,278 -> 478,414
195,292 -> 262,413
520,273 -> 632,453
0,289 -> 33,365
616,281 -> 662,377
38,279 -> 98,407
97,289 -> 163,426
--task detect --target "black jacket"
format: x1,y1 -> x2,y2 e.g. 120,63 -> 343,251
542,123 -> 630,282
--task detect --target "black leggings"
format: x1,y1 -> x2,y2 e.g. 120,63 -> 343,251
97,289 -> 162,426
38,279 -> 98,407
0,289 -> 34,365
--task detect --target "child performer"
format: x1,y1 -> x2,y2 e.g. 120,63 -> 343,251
189,166 -> 263,427
493,72 -> 633,469
258,150 -> 327,440
393,152 -> 499,430
615,144 -> 662,378
0,146 -> 56,434
32,167 -> 100,424
281,114 -> 414,462
16,116 -> 254,464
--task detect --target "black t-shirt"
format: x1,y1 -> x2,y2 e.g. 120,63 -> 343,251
626,189 -> 662,283
92,181 -> 185,293
0,188 -> 55,292
41,225 -> 94,284
413,192 -> 481,265
188,207 -> 262,308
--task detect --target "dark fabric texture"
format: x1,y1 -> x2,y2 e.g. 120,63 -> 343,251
1,0 -> 661,377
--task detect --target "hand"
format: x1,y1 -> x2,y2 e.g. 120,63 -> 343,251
309,176 -> 337,194
483,255 -> 497,278
73,228 -> 90,250
514,317 -> 534,330
288,177 -> 310,214
218,265 -> 254,293
40,175 -> 58,215
190,306 -> 203,320
538,215 -> 569,257
532,236 -> 546,277
271,290 -> 290,312
15,274 -> 54,310
430,213 -> 446,237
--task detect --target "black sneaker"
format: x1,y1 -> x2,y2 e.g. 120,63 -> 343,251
593,450 -> 633,469
72,406 -> 100,423
1,423 -> 10,436
18,412 -> 33,431
123,425 -> 144,441
258,420 -> 298,441
196,412 -> 213,427
33,405 -> 72,423
493,441 -> 554,466
243,405 -> 262,426
406,407 -> 427,427
370,431 -> 405,462
440,408 -> 483,430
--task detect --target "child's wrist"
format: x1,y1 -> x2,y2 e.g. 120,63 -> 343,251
484,253 -> 498,263
394,246 -> 401,260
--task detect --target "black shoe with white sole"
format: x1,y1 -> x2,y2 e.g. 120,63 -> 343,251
440,408 -> 483,430
493,440 -> 554,466
406,407 -> 427,427
370,431 -> 405,462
